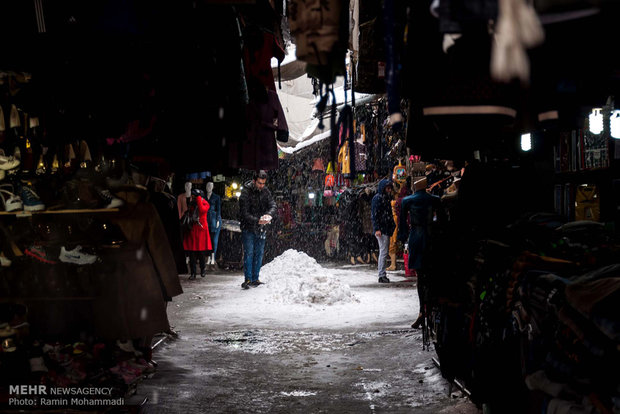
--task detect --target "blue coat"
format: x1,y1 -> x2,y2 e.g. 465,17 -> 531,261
371,179 -> 396,235
206,192 -> 221,232
398,190 -> 441,270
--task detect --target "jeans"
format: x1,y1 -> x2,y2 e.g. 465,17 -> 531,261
242,230 -> 266,282
210,226 -> 221,258
376,234 -> 390,277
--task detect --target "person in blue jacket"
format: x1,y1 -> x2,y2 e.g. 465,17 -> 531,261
398,177 -> 442,328
371,179 -> 396,283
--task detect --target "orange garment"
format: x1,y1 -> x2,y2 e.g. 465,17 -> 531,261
337,141 -> 351,175
389,199 -> 399,254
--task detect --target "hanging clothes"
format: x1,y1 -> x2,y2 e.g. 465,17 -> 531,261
243,25 -> 285,92
354,140 -> 368,173
94,189 -> 183,340
359,190 -> 374,235
389,197 -> 399,255
338,141 -> 351,175
177,193 -> 189,219
151,189 -> 187,275
402,1 -> 520,160
230,89 -> 289,171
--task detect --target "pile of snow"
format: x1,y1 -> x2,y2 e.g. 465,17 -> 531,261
261,249 -> 358,306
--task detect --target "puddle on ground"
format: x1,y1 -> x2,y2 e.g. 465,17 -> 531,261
279,390 -> 318,397
207,330 -> 418,355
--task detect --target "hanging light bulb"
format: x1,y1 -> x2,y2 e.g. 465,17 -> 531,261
232,182 -> 239,190
235,191 -> 241,198
520,133 -> 532,152
589,108 -> 603,134
610,110 -> 620,139
308,192 -> 316,199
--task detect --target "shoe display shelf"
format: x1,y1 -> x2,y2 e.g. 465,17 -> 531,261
0,208 -> 120,217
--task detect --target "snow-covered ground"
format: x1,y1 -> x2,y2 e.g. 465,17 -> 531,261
184,249 -> 419,331
145,251 -> 480,414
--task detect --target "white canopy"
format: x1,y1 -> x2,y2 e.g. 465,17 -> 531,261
272,44 -> 380,154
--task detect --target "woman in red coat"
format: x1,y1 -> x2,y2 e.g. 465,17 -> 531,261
183,189 -> 212,279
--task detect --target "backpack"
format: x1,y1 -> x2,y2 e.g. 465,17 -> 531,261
181,206 -> 200,234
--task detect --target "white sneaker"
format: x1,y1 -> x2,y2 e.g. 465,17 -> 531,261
116,339 -> 142,356
0,155 -> 20,170
59,246 -> 98,265
0,188 -> 23,212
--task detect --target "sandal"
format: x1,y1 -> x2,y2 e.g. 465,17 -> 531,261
0,185 -> 23,212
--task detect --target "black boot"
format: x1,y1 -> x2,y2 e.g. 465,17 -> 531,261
411,313 -> 424,329
200,268 -> 206,278
189,256 -> 197,280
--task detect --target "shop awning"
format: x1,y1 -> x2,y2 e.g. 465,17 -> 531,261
273,54 -> 380,154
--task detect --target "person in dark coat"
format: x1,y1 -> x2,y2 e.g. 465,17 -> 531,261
371,179 -> 396,283
183,188 -> 212,279
149,176 -> 187,275
398,177 -> 442,328
238,170 -> 276,289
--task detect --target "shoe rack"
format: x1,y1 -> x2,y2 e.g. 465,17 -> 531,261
0,208 -> 120,216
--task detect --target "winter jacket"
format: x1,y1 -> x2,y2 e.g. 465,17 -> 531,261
371,179 -> 396,235
183,196 -> 212,251
230,90 -> 288,171
398,190 -> 441,270
239,180 -> 277,233
94,189 -> 182,340
288,0 -> 342,66
206,192 -> 222,232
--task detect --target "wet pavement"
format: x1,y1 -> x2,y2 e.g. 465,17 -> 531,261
140,265 -> 480,414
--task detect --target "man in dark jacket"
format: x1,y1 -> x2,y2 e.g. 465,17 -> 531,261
238,170 -> 277,289
371,179 -> 396,283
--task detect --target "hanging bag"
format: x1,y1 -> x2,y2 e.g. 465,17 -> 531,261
181,205 -> 201,234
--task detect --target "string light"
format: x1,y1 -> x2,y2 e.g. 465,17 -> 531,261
589,108 -> 603,135
308,193 -> 315,199
611,110 -> 620,139
232,182 -> 239,190
520,133 -> 532,152
235,191 -> 241,198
